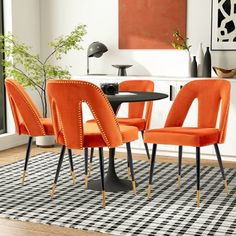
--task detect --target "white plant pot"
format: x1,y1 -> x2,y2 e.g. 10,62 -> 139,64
36,135 -> 55,147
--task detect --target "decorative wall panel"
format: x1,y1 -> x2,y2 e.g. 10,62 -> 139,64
119,0 -> 187,49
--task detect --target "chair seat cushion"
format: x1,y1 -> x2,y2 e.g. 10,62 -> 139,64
87,118 -> 146,131
57,123 -> 138,148
19,118 -> 54,136
116,118 -> 146,131
41,118 -> 54,135
144,127 -> 220,147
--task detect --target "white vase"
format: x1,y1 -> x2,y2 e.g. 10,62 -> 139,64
197,43 -> 204,77
36,135 -> 55,147
187,51 -> 192,77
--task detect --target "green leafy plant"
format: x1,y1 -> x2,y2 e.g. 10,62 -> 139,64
171,30 -> 191,52
0,24 -> 87,117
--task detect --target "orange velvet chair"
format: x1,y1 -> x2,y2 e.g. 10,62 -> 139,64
144,79 -> 230,207
47,80 -> 139,208
89,80 -> 154,176
5,79 -> 76,184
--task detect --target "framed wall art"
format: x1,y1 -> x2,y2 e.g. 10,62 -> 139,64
211,0 -> 236,50
119,0 -> 187,49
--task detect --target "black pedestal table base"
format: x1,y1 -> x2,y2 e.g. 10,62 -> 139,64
88,148 -> 134,192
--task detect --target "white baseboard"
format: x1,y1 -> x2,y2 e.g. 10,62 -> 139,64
0,133 -> 28,151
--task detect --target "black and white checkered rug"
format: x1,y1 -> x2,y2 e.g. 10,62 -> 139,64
0,152 -> 236,235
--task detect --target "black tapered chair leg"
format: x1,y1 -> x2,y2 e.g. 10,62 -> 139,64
99,147 -> 106,208
88,148 -> 94,176
141,131 -> 150,161
126,142 -> 137,195
22,136 -> 33,184
147,144 -> 157,199
68,149 -> 76,185
51,145 -> 66,199
196,147 -> 201,207
84,148 -> 89,189
214,143 -> 229,193
177,146 -> 183,188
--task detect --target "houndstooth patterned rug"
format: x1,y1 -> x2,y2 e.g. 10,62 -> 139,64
0,152 -> 236,235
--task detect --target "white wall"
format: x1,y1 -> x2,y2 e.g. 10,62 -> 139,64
40,0 -> 236,77
0,0 -> 41,150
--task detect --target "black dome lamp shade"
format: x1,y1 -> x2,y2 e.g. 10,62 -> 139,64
87,41 -> 108,74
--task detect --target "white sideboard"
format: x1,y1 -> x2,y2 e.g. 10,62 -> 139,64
74,75 -> 236,160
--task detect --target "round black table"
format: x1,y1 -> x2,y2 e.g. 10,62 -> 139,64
88,91 -> 168,192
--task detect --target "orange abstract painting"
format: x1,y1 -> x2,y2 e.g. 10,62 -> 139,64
119,0 -> 187,49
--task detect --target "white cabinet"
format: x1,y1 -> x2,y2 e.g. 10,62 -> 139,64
217,82 -> 236,156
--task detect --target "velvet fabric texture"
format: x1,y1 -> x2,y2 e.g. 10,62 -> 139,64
47,80 -> 139,149
5,79 -> 54,137
117,80 -> 154,131
144,79 -> 230,147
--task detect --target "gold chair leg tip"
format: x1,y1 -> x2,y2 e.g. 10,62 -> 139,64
71,171 -> 76,185
224,180 -> 229,194
177,175 -> 181,189
132,181 -> 137,195
196,190 -> 200,207
102,191 -> 106,208
147,185 -> 152,199
84,175 -> 88,189
21,171 -> 27,185
50,184 -> 56,199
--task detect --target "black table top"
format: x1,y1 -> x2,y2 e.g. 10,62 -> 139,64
106,91 -> 168,103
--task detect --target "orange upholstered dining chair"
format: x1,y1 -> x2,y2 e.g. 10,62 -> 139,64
89,80 -> 154,177
5,79 -> 76,184
144,79 -> 230,207
47,80 -> 139,208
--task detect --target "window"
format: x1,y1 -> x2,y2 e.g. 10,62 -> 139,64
0,0 -> 5,134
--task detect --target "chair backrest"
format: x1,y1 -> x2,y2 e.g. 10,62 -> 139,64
47,80 -> 123,149
5,79 -> 46,136
165,79 -> 231,143
119,80 -> 154,129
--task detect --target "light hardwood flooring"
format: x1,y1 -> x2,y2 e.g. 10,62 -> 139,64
0,144 -> 236,236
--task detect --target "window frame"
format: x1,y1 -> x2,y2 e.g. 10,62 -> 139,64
0,0 -> 6,134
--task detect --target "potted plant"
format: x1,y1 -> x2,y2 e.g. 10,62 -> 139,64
0,24 -> 87,146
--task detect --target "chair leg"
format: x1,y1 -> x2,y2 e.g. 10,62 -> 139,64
196,147 -> 201,207
214,144 -> 229,193
22,136 -> 33,185
84,148 -> 89,189
126,142 -> 137,195
88,148 -> 94,176
147,144 -> 157,199
141,131 -> 150,161
68,149 -> 76,185
51,145 -> 66,199
177,146 -> 183,189
99,147 -> 106,208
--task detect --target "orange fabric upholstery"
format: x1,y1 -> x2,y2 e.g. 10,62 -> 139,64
47,80 -> 139,150
144,79 -> 230,147
113,118 -> 146,131
145,127 -> 220,147
118,80 -> 154,130
5,79 -> 54,136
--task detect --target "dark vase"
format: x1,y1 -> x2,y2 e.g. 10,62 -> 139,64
191,56 -> 198,77
202,47 -> 211,77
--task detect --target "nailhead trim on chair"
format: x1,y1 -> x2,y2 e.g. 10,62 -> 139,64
48,80 -> 122,148
8,80 -> 46,136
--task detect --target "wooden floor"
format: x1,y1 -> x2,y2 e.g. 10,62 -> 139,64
0,144 -> 236,236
